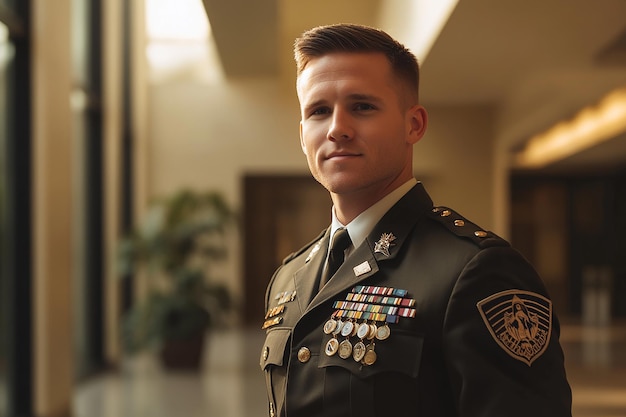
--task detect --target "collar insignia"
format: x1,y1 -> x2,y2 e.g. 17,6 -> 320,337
374,232 -> 396,257
305,241 -> 322,263
477,290 -> 552,366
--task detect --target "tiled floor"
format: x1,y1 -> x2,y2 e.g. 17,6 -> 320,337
74,321 -> 626,417
561,321 -> 626,417
74,329 -> 267,417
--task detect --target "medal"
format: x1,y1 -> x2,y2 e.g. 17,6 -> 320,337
339,339 -> 353,359
363,343 -> 377,365
340,320 -> 354,337
325,338 -> 339,356
376,323 -> 391,340
323,318 -> 337,334
357,322 -> 370,339
322,286 -> 415,366
352,341 -> 366,362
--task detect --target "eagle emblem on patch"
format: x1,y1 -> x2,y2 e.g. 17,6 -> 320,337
477,290 -> 552,366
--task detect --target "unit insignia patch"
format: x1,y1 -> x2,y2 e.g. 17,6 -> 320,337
477,290 -> 552,366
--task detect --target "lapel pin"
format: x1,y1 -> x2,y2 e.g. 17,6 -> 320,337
374,232 -> 396,257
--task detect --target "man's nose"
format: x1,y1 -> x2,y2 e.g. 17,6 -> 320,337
327,109 -> 354,141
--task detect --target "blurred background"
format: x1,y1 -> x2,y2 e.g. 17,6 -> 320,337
1,0 -> 626,416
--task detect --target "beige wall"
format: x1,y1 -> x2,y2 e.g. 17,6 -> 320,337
148,79 -> 303,201
414,104 -> 496,231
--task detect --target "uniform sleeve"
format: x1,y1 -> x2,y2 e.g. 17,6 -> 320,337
442,246 -> 572,417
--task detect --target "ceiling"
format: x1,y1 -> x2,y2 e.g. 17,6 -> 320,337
202,0 -> 626,175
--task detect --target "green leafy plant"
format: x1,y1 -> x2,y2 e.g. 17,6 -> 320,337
118,189 -> 235,354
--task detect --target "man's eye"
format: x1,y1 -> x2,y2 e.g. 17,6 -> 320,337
311,107 -> 331,116
354,103 -> 375,111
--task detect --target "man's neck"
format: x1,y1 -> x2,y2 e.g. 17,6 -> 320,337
331,177 -> 417,224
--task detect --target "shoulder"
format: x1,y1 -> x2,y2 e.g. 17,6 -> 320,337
428,206 -> 509,249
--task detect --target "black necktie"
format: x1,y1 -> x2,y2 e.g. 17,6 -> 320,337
319,228 -> 351,290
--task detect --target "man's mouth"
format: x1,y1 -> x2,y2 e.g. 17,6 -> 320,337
326,150 -> 360,160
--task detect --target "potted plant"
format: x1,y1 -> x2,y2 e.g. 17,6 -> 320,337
118,189 -> 236,370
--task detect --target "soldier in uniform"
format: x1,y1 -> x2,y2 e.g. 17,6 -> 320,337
260,23 -> 572,417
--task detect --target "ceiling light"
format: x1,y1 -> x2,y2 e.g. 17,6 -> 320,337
146,0 -> 210,41
380,0 -> 459,63
513,86 -> 626,169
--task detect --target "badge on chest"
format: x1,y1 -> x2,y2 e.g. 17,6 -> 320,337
323,285 -> 416,366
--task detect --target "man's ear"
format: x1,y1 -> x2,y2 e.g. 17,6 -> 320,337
407,105 -> 428,145
299,121 -> 307,154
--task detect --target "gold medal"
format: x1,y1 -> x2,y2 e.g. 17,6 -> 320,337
339,339 -> 353,359
352,341 -> 366,362
325,338 -> 339,356
363,343 -> 377,365
323,319 -> 337,334
376,323 -> 391,340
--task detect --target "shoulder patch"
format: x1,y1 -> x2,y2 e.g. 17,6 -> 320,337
430,206 -> 508,248
477,289 -> 552,366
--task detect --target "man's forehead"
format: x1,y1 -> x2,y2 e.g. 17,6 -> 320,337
296,53 -> 393,96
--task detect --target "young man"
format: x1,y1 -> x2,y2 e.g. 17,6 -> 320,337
260,23 -> 572,417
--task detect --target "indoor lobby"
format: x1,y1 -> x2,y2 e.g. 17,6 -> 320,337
2,0 -> 626,416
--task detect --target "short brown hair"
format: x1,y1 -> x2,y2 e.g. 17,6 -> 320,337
294,24 -> 420,103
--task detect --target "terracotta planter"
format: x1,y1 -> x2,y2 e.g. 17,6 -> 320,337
159,331 -> 206,370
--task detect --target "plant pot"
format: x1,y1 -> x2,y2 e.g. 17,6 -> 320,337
159,331 -> 206,370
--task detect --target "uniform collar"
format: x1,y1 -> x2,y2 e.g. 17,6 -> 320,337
330,178 -> 418,253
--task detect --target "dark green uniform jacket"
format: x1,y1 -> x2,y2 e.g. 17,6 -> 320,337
260,183 -> 572,417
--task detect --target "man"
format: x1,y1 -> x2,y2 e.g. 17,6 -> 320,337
260,23 -> 572,417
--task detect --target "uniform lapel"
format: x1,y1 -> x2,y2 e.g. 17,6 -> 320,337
307,241 -> 379,311
294,229 -> 330,313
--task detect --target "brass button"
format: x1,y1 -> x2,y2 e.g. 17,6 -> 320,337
474,230 -> 488,238
297,346 -> 311,363
263,346 -> 269,361
454,219 -> 465,227
441,209 -> 451,217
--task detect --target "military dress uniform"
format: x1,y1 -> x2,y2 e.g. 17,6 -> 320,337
260,183 -> 572,417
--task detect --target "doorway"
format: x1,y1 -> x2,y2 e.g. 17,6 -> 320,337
242,174 -> 331,326
510,171 -> 626,321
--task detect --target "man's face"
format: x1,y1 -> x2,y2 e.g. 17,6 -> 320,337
297,52 -> 426,203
